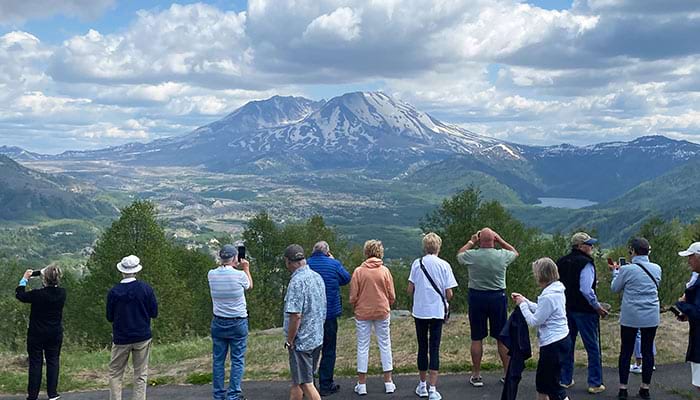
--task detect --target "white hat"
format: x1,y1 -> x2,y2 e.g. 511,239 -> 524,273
679,242 -> 700,257
117,255 -> 143,274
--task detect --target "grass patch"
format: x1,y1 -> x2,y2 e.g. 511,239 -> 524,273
0,313 -> 689,394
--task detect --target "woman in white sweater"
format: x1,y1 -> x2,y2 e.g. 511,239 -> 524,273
512,257 -> 570,400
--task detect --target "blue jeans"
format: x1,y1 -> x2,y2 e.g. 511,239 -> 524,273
318,318 -> 338,390
560,312 -> 603,387
211,317 -> 248,400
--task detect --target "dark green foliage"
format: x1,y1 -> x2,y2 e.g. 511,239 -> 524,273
242,213 -> 363,329
67,201 -> 214,346
420,187 -> 570,309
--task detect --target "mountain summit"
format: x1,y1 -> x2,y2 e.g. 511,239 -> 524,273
24,91 -> 521,174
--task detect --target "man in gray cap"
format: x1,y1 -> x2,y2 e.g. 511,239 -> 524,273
283,244 -> 326,400
107,255 -> 158,400
557,232 -> 607,394
208,244 -> 252,400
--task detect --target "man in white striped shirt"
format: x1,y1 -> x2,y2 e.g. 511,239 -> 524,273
208,244 -> 253,400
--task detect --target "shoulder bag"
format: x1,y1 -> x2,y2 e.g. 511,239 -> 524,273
419,257 -> 450,323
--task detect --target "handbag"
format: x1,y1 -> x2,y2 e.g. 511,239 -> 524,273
419,257 -> 450,323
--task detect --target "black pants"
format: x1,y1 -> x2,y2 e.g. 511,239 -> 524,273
27,334 -> 63,400
415,318 -> 443,371
536,337 -> 569,400
619,325 -> 657,385
318,318 -> 338,390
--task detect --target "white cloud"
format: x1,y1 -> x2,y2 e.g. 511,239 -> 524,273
1,0 -> 700,152
0,0 -> 114,25
303,7 -> 362,42
48,4 -> 252,87
77,122 -> 148,139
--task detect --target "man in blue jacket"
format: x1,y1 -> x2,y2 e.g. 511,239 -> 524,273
308,241 -> 351,396
106,255 -> 158,400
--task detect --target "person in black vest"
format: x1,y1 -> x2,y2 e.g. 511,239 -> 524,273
15,266 -> 66,400
557,232 -> 608,394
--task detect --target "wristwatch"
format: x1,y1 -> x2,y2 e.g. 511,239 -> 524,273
284,341 -> 292,350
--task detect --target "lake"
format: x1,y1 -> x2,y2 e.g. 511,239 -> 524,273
536,197 -> 598,209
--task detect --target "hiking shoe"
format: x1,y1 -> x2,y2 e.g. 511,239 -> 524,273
469,375 -> 484,387
428,389 -> 442,400
588,384 -> 606,394
354,383 -> 367,396
630,364 -> 642,374
560,379 -> 575,389
320,383 -> 340,396
617,388 -> 628,400
638,388 -> 651,400
384,381 -> 396,394
415,382 -> 429,398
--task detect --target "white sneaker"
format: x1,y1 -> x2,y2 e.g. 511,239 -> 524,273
354,382 -> 367,396
49,397 -> 61,400
630,364 -> 642,374
415,382 -> 429,397
385,381 -> 396,394
428,389 -> 442,400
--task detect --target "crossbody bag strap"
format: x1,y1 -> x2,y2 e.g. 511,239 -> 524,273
419,257 -> 448,314
634,262 -> 659,291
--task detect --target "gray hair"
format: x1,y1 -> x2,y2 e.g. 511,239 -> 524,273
313,241 -> 330,255
42,265 -> 62,287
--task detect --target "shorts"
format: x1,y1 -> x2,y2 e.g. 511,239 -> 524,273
289,346 -> 321,385
692,362 -> 700,387
468,289 -> 507,341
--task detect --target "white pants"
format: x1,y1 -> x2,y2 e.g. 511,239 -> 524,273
356,317 -> 393,373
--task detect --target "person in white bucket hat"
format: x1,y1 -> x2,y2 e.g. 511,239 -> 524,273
107,255 -> 158,400
676,242 -> 700,393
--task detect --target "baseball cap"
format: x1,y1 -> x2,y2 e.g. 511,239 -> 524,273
679,242 -> 700,257
219,244 -> 238,260
571,232 -> 598,246
284,244 -> 305,261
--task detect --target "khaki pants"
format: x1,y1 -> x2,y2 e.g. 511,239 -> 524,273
109,339 -> 152,400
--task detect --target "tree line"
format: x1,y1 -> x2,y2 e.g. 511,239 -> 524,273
1,188 -> 697,350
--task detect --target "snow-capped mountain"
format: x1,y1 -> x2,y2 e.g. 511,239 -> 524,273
219,92 -> 522,164
3,92 -> 699,201
20,92 -> 521,174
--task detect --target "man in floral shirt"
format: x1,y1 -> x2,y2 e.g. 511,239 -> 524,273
283,244 -> 327,400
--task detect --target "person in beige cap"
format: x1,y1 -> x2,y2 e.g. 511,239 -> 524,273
107,255 -> 158,400
556,232 -> 607,394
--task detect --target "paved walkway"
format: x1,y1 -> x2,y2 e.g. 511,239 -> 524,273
1,364 -> 698,399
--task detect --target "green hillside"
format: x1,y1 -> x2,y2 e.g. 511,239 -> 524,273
0,155 -> 116,221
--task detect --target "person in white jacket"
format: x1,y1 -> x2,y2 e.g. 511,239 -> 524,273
512,257 -> 570,400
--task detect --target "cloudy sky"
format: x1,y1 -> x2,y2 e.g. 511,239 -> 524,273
1,0 -> 699,153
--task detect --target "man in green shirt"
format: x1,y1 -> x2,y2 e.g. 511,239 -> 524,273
457,228 -> 519,387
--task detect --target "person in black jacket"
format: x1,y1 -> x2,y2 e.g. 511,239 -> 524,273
677,242 -> 700,392
15,265 -> 66,400
556,232 -> 607,394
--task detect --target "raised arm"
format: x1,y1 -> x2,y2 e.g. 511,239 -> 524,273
495,233 -> 519,257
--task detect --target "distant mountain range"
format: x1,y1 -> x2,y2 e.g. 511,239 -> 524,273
2,91 -> 700,237
6,91 -> 697,202
0,154 -> 116,221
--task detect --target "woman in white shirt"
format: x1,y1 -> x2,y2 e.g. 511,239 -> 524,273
512,257 -> 570,400
408,233 -> 458,400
